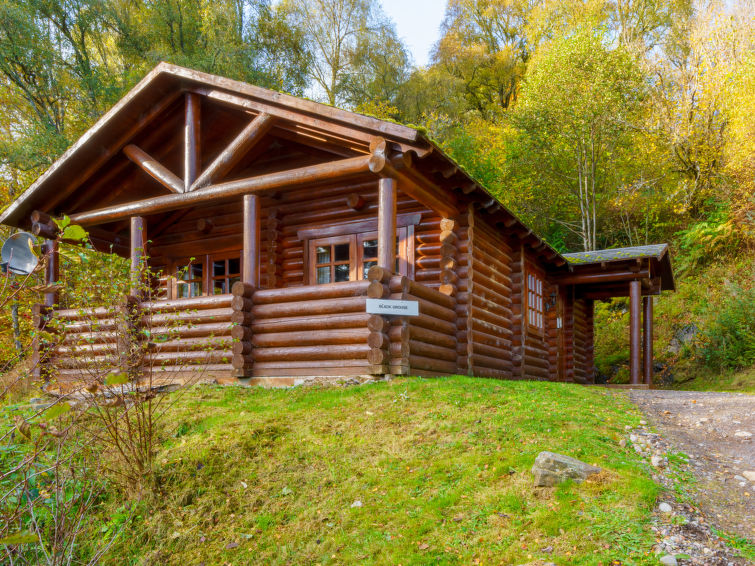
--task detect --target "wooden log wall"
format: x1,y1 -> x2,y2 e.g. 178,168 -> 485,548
249,280 -> 374,377
466,210 -> 515,378
570,297 -> 595,384
388,275 -> 458,376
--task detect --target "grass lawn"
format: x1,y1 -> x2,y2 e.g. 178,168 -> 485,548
93,376 -> 663,565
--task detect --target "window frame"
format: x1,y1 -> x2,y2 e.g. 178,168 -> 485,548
168,251 -> 241,299
306,227 -> 411,285
525,267 -> 545,335
308,235 -> 358,284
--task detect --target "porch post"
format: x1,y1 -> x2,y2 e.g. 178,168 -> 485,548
377,177 -> 397,270
629,280 -> 641,385
130,216 -> 147,296
242,194 -> 260,286
643,296 -> 653,386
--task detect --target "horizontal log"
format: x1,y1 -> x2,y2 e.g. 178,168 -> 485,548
254,344 -> 370,362
147,350 -> 233,364
408,354 -> 457,375
409,340 -> 456,362
405,324 -> 456,350
231,311 -> 254,325
147,322 -> 234,339
368,331 -> 389,349
231,296 -> 254,312
410,313 -> 457,337
523,364 -> 550,380
254,328 -> 371,348
253,296 -> 366,318
389,277 -> 457,311
70,154 -> 375,226
254,280 -> 370,304
471,353 -> 512,373
143,294 -> 233,312
144,308 -> 232,326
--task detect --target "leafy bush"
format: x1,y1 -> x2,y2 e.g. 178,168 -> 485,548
699,283 -> 755,371
675,209 -> 741,274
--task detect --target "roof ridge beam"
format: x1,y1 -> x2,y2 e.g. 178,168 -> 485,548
190,112 -> 276,191
123,144 -> 184,194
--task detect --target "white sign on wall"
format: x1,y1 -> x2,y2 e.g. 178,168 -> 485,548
366,298 -> 419,317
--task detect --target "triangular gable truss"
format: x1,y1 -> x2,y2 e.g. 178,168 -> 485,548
0,62 -> 570,270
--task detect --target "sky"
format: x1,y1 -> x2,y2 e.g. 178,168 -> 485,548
379,0 -> 447,67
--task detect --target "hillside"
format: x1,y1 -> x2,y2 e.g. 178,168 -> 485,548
81,378 -> 662,564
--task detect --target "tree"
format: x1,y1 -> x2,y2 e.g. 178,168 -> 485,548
514,29 -> 648,251
279,0 -> 410,107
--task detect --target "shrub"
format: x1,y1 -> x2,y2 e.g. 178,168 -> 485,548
699,283 -> 755,371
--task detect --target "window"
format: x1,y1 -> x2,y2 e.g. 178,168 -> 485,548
308,228 -> 409,284
170,252 -> 241,298
176,260 -> 203,298
527,271 -> 544,331
311,237 -> 355,284
211,256 -> 241,294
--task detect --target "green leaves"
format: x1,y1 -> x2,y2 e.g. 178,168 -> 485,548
0,531 -> 37,545
62,224 -> 88,242
41,402 -> 71,421
104,372 -> 130,386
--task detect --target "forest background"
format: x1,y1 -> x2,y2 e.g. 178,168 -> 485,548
0,0 -> 753,388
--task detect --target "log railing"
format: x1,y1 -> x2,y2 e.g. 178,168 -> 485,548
50,294 -> 234,383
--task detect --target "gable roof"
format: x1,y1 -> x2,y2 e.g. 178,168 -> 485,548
563,244 -> 675,291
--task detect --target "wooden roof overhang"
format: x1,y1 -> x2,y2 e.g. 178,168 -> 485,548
1,63 -> 569,270
560,244 -> 675,300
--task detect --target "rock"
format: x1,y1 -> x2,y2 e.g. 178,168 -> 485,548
743,471 -> 755,482
640,420 -> 647,426
734,431 -> 752,439
733,475 -> 746,482
619,439 -> 627,448
350,500 -> 363,508
659,502 -> 673,513
651,454 -> 666,468
531,451 -> 602,487
659,555 -> 677,565
630,434 -> 638,443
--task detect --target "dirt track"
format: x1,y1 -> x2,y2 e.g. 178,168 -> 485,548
628,389 -> 755,541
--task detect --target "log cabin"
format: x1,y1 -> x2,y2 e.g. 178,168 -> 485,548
0,63 -> 674,387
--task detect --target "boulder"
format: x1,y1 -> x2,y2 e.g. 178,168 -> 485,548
531,451 -> 602,487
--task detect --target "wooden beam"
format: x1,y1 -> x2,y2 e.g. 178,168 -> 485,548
123,144 -> 184,194
243,194 -> 260,287
378,177 -> 397,270
69,154 -> 374,226
553,269 -> 649,285
191,112 -> 276,191
130,216 -> 147,296
643,296 -> 653,386
368,140 -> 458,218
629,280 -> 641,385
40,91 -> 183,215
184,92 -> 201,189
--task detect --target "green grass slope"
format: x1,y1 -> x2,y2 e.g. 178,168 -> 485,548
95,378 -> 661,565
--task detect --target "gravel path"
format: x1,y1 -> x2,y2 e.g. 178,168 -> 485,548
628,390 -> 755,542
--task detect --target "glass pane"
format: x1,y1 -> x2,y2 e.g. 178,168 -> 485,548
316,266 -> 330,284
177,283 -> 189,298
213,280 -> 226,295
334,263 -> 350,282
316,246 -> 330,264
362,260 -> 376,280
334,243 -> 350,262
213,260 -> 226,277
179,266 -> 191,281
228,258 -> 240,275
362,239 -> 378,260
191,263 -> 203,279
190,282 -> 202,297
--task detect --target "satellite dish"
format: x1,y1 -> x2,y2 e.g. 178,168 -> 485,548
1,232 -> 39,276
